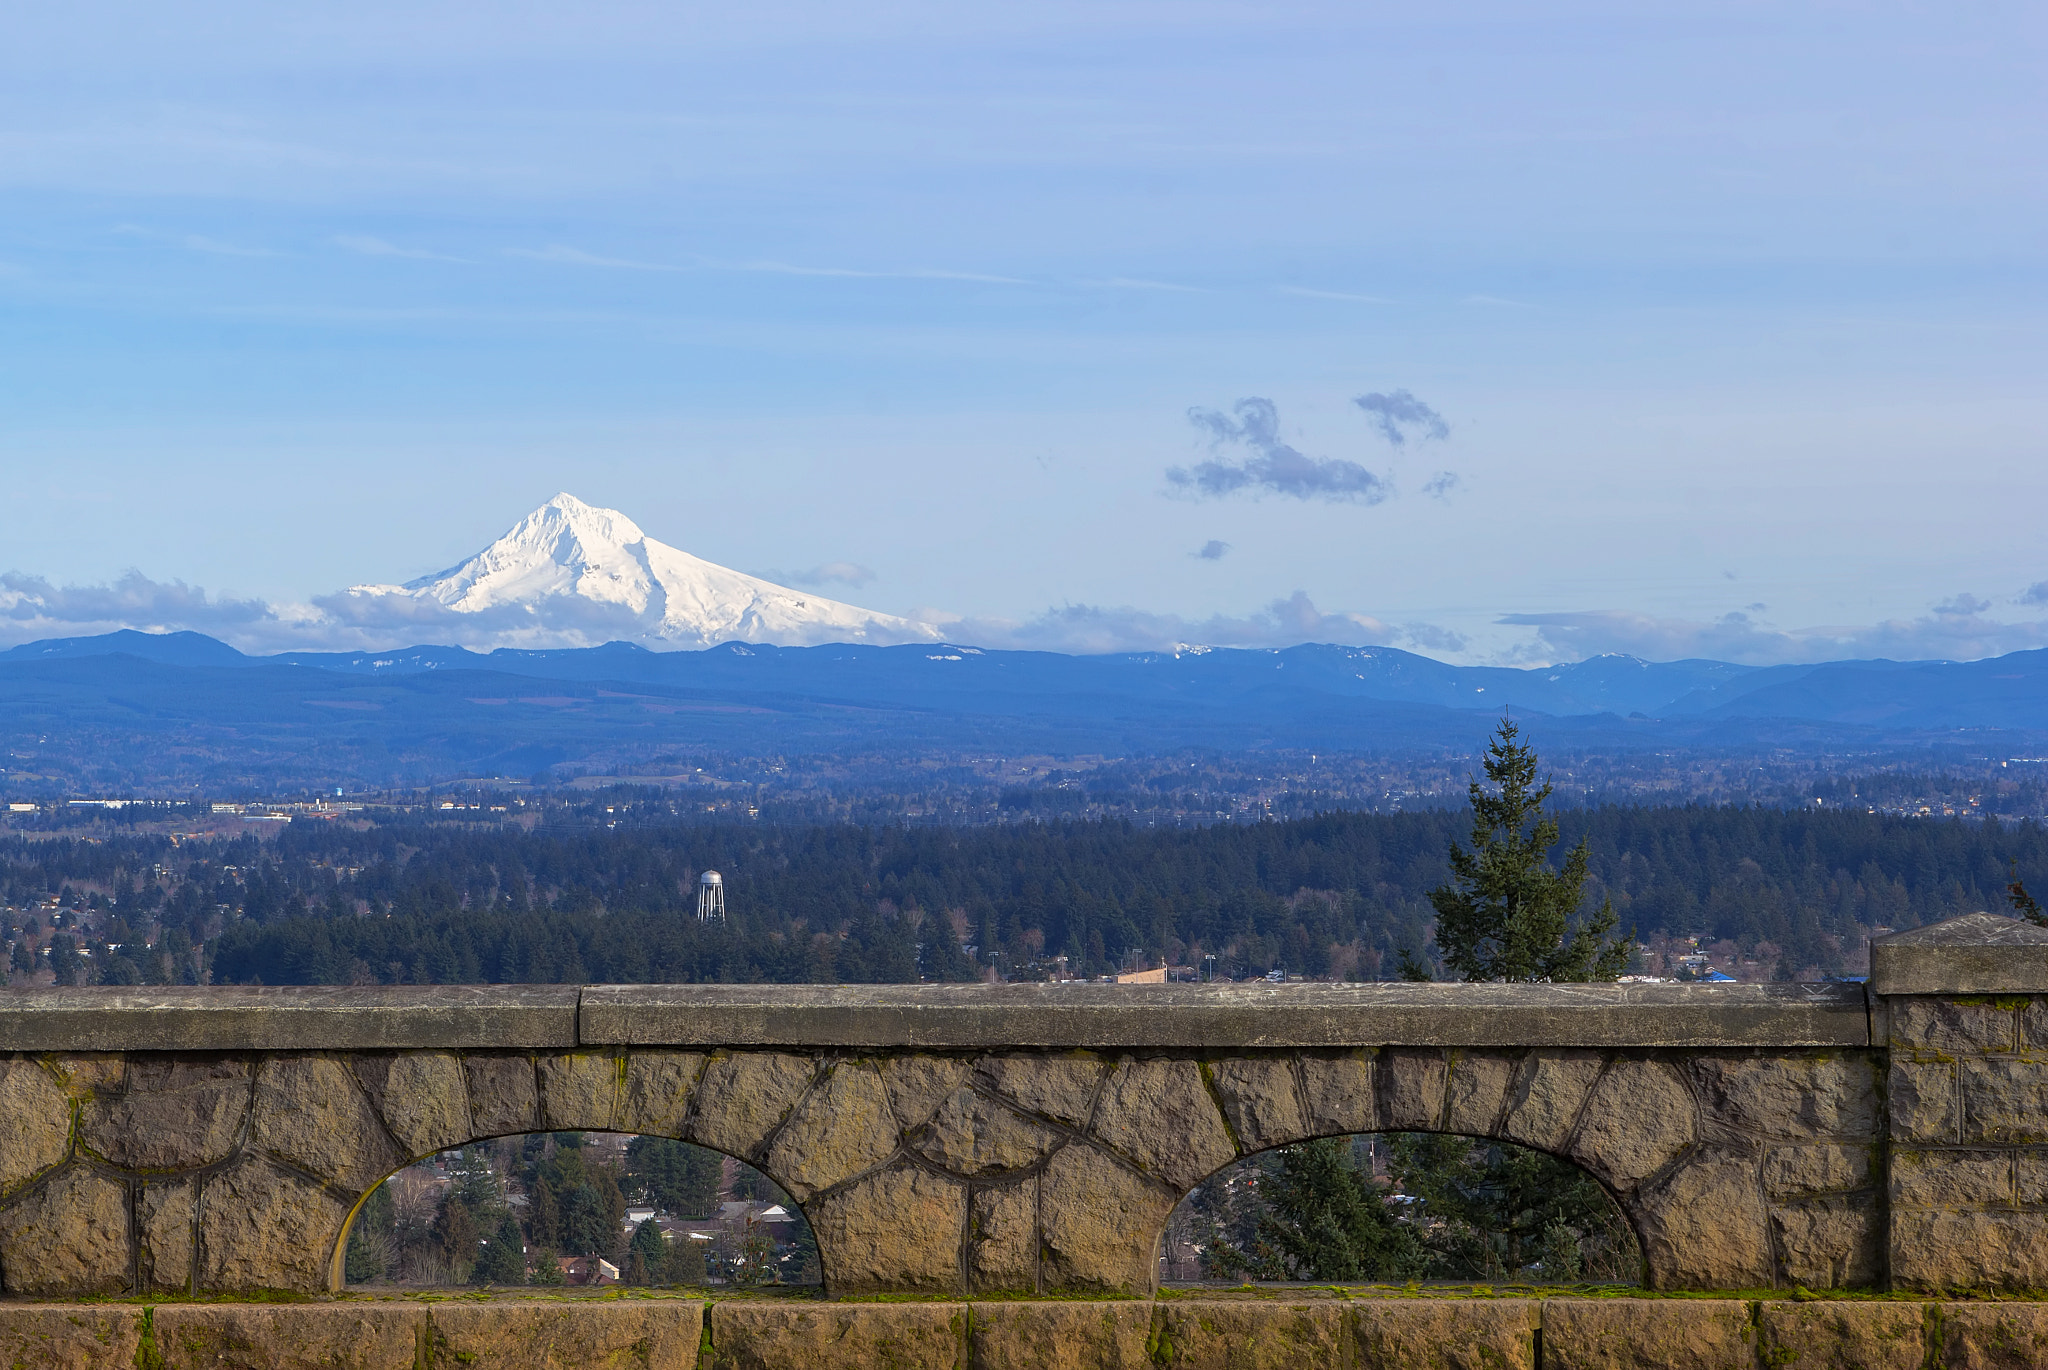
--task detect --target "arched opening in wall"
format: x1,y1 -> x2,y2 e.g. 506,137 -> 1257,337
342,1132 -> 820,1291
1164,1133 -> 1642,1286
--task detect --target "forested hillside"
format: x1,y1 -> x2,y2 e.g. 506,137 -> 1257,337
4,806 -> 2043,987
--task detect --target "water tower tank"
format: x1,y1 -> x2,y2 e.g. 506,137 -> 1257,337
697,870 -> 726,922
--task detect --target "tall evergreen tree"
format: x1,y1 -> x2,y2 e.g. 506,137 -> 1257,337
1243,1139 -> 1423,1282
1428,719 -> 1628,983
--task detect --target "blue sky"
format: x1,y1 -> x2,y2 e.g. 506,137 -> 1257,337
3,0 -> 2045,662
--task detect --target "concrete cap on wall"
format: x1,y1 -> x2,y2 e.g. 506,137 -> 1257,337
1870,911 -> 2048,996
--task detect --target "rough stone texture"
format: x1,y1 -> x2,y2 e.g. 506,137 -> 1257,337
79,1055 -> 250,1169
1500,1049 -> 1604,1152
463,1052 -> 540,1136
250,1054 -> 400,1192
1151,1300 -> 1345,1370
913,1087 -> 1064,1177
978,1051 -> 1103,1128
429,1299 -> 702,1369
1764,1142 -> 1874,1198
1205,1057 -> 1308,1152
156,1302 -> 426,1370
766,1061 -> 900,1198
1771,1194 -> 1884,1288
198,1155 -> 351,1292
538,1050 -> 620,1132
1892,997 -> 2019,1053
1443,1050 -> 1516,1136
1942,1301 -> 2048,1370
708,1301 -> 964,1370
1756,1300 -> 1928,1370
2016,1150 -> 2048,1204
1891,1209 -> 2048,1291
1377,1048 -> 1448,1130
686,1052 -> 816,1160
1872,912 -> 2048,995
967,1180 -> 1038,1291
1350,1298 -> 1540,1370
0,1059 -> 74,1196
969,1300 -> 1153,1370
1540,1297 -> 1755,1370
1036,1143 -> 1175,1293
880,1053 -> 974,1130
0,1306 -> 143,1369
806,1161 -> 965,1294
1633,1150 -> 1774,1289
616,1049 -> 705,1136
1090,1057 -> 1237,1189
1962,1056 -> 2048,1144
137,1177 -> 196,1292
356,1051 -> 472,1160
1890,1060 -> 1960,1145
1691,1053 -> 1881,1139
0,1164 -> 131,1294
1571,1058 -> 1696,1190
1892,1148 -> 2012,1208
1297,1050 -> 1375,1134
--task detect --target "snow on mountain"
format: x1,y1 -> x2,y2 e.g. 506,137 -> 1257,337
337,493 -> 943,650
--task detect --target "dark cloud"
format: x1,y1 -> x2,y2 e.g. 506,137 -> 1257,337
2024,581 -> 2048,607
1401,621 -> 1470,654
1421,471 -> 1461,500
1169,398 -> 1391,503
1194,540 -> 1231,561
1352,389 -> 1449,447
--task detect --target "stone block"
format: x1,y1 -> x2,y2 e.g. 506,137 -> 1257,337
138,1177 -> 196,1292
617,1049 -> 705,1135
1540,1297 -> 1754,1370
1890,1209 -> 2048,1291
198,1155 -> 351,1292
2015,1150 -> 2048,1204
686,1052 -> 816,1160
538,1050 -> 620,1132
1377,1048 -> 1447,1130
1892,1148 -> 2012,1208
967,1180 -> 1038,1291
1963,1056 -> 2048,1144
354,1051 -> 473,1160
807,1161 -> 965,1294
1090,1058 -> 1237,1190
968,1300 -> 1153,1369
251,1054 -> 401,1192
912,1087 -> 1063,1177
0,1305 -> 143,1369
1763,1142 -> 1873,1198
0,1164 -> 132,1294
1633,1149 -> 1774,1289
978,1051 -> 1105,1128
1770,1194 -> 1883,1288
2021,999 -> 2048,1052
1690,1053 -> 1881,1139
1206,1057 -> 1309,1153
79,1055 -> 251,1170
1149,1300 -> 1345,1369
1570,1058 -> 1696,1191
1888,1060 -> 1959,1144
880,1053 -> 974,1130
708,1301 -> 965,1370
156,1302 -> 426,1370
1891,997 -> 2019,1053
463,1053 -> 540,1136
1443,1050 -> 1516,1135
1037,1143 -> 1176,1294
1942,1301 -> 2048,1369
0,1059 -> 74,1197
765,1061 -> 900,1198
1349,1297 -> 1539,1370
1297,1049 -> 1375,1134
1501,1049 -> 1604,1152
1756,1300 -> 1927,1370
428,1299 -> 703,1369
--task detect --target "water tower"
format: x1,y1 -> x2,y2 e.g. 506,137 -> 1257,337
697,870 -> 726,923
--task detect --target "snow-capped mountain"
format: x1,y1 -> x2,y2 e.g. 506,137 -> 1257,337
337,493 -> 943,650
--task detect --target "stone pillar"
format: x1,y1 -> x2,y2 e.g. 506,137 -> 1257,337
1873,911 -> 2048,1292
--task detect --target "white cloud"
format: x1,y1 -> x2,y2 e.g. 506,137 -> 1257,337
1501,598 -> 2048,666
928,591 -> 1399,654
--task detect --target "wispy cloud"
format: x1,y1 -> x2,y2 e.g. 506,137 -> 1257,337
507,244 -> 683,271
2021,580 -> 2048,606
1501,597 -> 2048,666
1194,540 -> 1231,561
933,591 -> 1398,654
1170,398 -> 1392,503
761,561 -> 878,590
1277,285 -> 1391,304
115,225 -> 279,258
333,234 -> 469,263
1421,471 -> 1461,499
1082,276 -> 1204,293
733,260 -> 1027,285
1353,389 -> 1449,447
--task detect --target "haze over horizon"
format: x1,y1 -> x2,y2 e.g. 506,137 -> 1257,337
3,2 -> 2045,666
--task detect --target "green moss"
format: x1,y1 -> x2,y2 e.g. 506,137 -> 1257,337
132,1307 -> 164,1370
